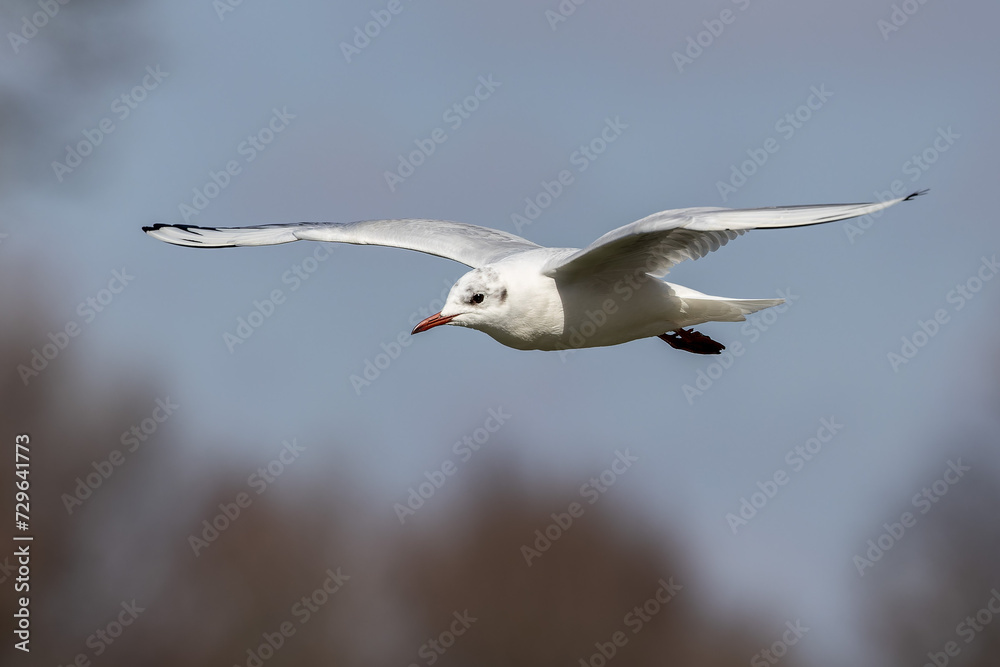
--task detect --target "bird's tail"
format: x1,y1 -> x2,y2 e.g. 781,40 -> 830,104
668,283 -> 785,323
679,296 -> 783,323
720,297 -> 785,321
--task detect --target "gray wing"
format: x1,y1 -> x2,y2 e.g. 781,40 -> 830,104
142,218 -> 542,268
543,191 -> 927,278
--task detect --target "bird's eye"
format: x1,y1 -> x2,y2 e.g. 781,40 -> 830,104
471,293 -> 485,304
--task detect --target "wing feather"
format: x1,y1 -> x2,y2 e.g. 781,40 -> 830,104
544,190 -> 927,278
143,218 -> 541,268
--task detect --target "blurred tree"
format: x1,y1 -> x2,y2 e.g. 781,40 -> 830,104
855,335 -> 1000,667
860,439 -> 1000,667
386,468 -> 777,666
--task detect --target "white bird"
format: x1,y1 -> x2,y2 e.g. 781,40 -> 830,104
143,190 -> 926,355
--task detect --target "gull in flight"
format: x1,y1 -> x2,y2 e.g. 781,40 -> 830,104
143,190 -> 926,355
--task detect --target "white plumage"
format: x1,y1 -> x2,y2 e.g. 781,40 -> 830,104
143,190 -> 926,354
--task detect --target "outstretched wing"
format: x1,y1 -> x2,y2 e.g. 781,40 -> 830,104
544,190 -> 928,278
143,218 -> 542,269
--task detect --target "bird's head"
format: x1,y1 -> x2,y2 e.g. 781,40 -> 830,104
411,267 -> 510,335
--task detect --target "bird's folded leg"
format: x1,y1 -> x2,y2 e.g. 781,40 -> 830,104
658,329 -> 726,355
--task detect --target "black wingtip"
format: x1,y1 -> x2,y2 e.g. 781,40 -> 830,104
905,188 -> 930,201
141,222 -> 237,248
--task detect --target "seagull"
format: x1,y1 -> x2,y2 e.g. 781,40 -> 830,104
143,190 -> 926,355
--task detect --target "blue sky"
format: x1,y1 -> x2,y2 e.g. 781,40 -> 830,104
5,1 -> 1000,663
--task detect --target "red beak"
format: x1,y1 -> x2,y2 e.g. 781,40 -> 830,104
411,312 -> 456,335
